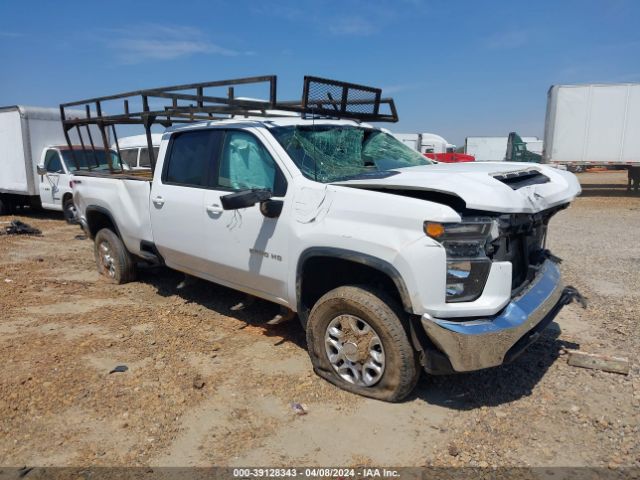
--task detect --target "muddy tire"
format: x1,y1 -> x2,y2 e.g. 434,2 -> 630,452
93,228 -> 136,284
63,196 -> 77,224
306,285 -> 419,402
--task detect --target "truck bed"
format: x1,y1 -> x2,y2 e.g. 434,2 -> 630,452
73,174 -> 153,255
72,169 -> 153,181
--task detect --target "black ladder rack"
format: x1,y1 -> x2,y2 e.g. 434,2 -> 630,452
59,75 -> 399,173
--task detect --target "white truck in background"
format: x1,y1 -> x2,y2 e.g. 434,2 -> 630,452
393,132 -> 474,162
0,105 -> 119,218
394,132 -> 452,154
466,136 -> 542,162
543,83 -> 640,171
113,134 -> 161,171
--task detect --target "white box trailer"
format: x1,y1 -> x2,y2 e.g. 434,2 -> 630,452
465,136 -> 541,161
543,83 -> 640,166
0,105 -> 108,216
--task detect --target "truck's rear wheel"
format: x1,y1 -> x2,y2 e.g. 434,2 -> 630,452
306,285 -> 419,402
94,228 -> 136,284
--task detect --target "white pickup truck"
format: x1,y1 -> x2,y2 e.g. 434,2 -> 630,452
71,114 -> 582,401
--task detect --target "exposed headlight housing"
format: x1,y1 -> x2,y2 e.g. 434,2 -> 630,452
425,219 -> 496,302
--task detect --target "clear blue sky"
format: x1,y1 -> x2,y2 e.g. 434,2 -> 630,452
1,0 -> 639,145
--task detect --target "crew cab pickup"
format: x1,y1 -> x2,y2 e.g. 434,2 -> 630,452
71,115 -> 582,401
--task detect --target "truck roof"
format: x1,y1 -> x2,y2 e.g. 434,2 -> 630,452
114,133 -> 163,148
165,116 -> 375,134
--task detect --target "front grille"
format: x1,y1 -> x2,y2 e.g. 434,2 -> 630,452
488,208 -> 563,293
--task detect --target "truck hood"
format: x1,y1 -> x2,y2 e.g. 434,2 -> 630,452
332,162 -> 581,214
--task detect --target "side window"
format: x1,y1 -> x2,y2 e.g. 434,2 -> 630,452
218,131 -> 287,196
164,131 -> 214,187
139,147 -> 159,167
119,149 -> 139,168
44,150 -> 63,173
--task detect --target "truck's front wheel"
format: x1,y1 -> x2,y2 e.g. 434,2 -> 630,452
63,197 -> 77,224
306,285 -> 419,402
94,228 -> 136,284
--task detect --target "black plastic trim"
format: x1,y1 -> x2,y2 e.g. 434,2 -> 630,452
296,247 -> 414,316
85,205 -> 122,239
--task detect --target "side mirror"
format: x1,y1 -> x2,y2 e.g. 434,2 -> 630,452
221,189 -> 272,210
37,165 -> 47,176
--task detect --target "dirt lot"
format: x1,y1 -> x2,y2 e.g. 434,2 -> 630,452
0,171 -> 638,468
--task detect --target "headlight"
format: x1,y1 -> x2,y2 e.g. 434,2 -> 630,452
425,219 -> 495,302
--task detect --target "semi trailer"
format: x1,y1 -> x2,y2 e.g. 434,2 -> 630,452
542,83 -> 640,169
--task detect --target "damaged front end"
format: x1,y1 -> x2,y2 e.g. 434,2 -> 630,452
417,204 -> 586,374
489,204 -> 568,296
424,204 -> 569,305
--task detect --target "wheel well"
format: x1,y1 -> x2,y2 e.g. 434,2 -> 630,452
85,209 -> 118,239
298,256 -> 411,325
62,192 -> 72,203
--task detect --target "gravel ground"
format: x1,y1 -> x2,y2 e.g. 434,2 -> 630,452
0,171 -> 638,468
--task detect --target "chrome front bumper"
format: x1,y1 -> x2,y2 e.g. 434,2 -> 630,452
421,260 -> 569,372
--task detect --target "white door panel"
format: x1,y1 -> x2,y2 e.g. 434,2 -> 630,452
150,184 -> 207,273
39,149 -> 63,208
202,190 -> 289,301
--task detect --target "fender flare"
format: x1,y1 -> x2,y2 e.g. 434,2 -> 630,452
85,205 -> 122,239
296,247 -> 414,314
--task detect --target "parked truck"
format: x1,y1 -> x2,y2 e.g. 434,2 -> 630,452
394,132 -> 474,163
0,105 -> 119,218
66,76 -> 583,402
543,83 -> 640,172
466,135 -> 542,162
113,134 -> 161,171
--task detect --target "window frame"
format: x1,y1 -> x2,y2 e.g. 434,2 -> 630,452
44,149 -> 64,174
212,128 -> 288,197
161,129 -> 222,189
119,148 -> 141,169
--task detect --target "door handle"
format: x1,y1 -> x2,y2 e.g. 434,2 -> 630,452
206,203 -> 223,214
152,196 -> 165,206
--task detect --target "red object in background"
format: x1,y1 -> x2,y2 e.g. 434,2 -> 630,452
425,152 -> 475,163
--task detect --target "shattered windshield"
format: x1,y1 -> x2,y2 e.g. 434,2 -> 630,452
270,125 -> 434,183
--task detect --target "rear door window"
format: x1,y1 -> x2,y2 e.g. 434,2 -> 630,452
163,130 -> 220,187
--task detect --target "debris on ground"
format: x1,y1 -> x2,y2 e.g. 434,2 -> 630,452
567,350 -> 630,375
108,365 -> 129,374
266,308 -> 296,325
2,220 -> 41,236
447,443 -> 460,457
290,402 -> 308,415
192,375 -> 205,389
230,295 -> 256,311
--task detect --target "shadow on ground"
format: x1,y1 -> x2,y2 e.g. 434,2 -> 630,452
139,266 -> 577,410
413,327 -> 579,410
0,207 -> 65,221
137,266 -> 307,350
